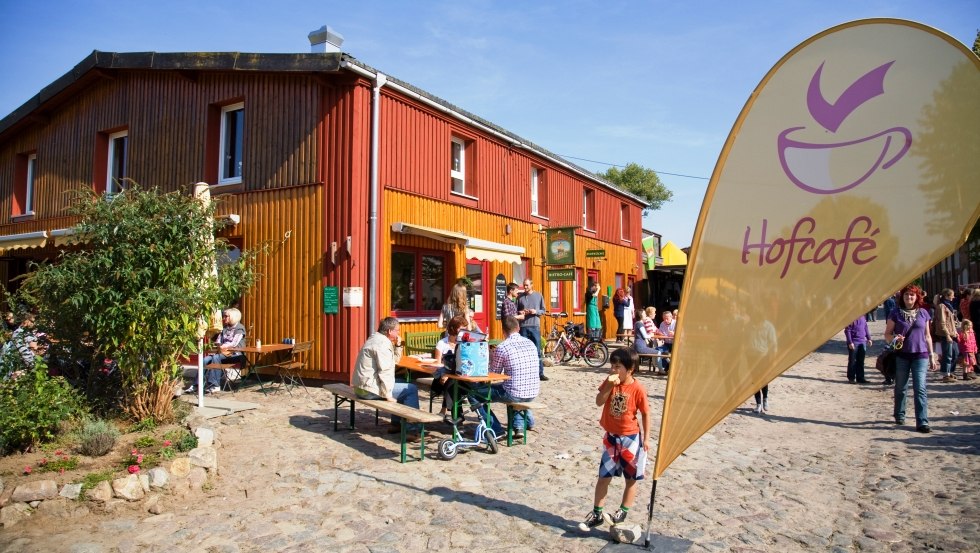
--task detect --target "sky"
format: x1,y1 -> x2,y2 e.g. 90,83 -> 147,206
0,1 -> 976,247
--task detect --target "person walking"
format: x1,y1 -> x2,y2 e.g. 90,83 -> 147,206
844,315 -> 872,384
516,279 -> 548,381
933,288 -> 959,383
884,284 -> 936,433
957,320 -> 977,381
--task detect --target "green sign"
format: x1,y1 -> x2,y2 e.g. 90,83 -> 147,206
586,249 -> 606,258
323,286 -> 339,314
547,268 -> 576,281
545,227 -> 577,265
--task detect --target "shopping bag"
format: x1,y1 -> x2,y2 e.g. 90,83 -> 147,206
456,341 -> 489,377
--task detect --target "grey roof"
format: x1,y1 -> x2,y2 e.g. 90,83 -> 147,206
0,50 -> 646,207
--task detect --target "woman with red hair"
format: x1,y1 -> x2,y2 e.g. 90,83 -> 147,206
884,284 -> 936,433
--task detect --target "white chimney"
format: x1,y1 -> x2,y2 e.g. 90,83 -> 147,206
308,25 -> 344,53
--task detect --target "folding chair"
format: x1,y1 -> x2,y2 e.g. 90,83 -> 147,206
273,340 -> 313,396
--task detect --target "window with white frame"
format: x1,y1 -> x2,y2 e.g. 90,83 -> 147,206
573,268 -> 582,311
549,279 -> 562,311
106,130 -> 128,195
451,137 -> 466,194
25,154 -> 37,214
530,167 -> 539,215
583,188 -> 596,230
219,102 -> 244,185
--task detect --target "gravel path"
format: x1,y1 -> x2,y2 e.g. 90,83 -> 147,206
2,318 -> 978,552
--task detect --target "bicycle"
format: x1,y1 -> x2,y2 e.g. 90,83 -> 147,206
543,311 -> 568,359
550,320 -> 609,367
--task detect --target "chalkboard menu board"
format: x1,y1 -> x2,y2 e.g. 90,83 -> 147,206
494,273 -> 507,320
323,286 -> 339,314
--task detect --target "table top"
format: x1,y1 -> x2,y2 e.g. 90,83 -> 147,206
397,356 -> 509,383
229,343 -> 293,354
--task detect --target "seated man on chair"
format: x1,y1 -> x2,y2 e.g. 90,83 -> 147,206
468,316 -> 540,439
352,317 -> 421,441
188,308 -> 246,394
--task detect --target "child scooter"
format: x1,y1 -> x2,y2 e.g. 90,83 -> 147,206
437,401 -> 499,460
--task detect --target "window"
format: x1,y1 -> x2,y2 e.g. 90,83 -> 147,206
530,168 -> 539,215
14,152 -> 37,216
549,279 -> 562,311
219,102 -> 244,185
512,258 -> 529,288
391,248 -> 447,315
450,137 -> 466,195
620,203 -> 631,241
573,268 -> 582,311
615,273 -> 624,291
583,188 -> 596,230
106,130 -> 128,195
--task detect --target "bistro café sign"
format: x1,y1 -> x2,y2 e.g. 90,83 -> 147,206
545,227 -> 576,265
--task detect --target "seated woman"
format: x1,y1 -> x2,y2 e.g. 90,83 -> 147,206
433,315 -> 468,423
187,308 -> 246,394
633,307 -> 661,355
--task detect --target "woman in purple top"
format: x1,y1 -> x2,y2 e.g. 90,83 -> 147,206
884,284 -> 937,433
844,316 -> 872,383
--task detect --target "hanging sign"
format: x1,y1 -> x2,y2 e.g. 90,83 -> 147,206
544,227 -> 577,265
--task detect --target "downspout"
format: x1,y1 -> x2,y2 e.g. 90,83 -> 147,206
339,59 -> 385,336
368,72 -> 387,336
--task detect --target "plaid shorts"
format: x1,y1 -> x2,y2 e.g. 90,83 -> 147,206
598,432 -> 646,480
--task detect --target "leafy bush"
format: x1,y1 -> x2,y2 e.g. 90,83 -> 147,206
38,454 -> 79,472
80,469 -> 115,492
164,428 -> 198,452
131,417 -> 157,433
0,365 -> 87,451
133,435 -> 156,449
76,418 -> 120,457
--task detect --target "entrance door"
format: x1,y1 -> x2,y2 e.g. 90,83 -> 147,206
466,260 -> 488,332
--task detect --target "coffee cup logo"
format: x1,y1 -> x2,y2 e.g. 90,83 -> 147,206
778,61 -> 912,194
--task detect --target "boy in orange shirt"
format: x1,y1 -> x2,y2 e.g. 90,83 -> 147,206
579,348 -> 651,531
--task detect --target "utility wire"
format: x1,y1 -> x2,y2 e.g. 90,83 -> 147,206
558,154 -> 710,180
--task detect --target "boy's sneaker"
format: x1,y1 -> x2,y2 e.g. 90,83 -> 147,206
578,510 -> 605,532
608,508 -> 628,524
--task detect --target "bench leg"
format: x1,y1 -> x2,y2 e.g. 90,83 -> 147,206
506,406 -> 529,447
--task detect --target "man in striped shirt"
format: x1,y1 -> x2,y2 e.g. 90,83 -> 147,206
469,316 -> 540,438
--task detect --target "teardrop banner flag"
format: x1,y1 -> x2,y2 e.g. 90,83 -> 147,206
653,19 -> 980,480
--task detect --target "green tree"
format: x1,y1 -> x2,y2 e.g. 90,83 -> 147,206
12,185 -> 255,422
599,162 -> 673,212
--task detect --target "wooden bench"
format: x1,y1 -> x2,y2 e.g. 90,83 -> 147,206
500,401 -> 545,447
404,331 -> 443,355
615,330 -> 634,347
323,383 -> 443,463
637,353 -> 670,374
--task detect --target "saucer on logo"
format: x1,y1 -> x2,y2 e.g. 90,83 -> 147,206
778,61 -> 911,194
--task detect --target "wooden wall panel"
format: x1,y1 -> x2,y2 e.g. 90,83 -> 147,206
384,189 -> 642,340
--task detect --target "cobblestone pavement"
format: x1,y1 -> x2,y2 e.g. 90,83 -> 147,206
2,318 -> 978,552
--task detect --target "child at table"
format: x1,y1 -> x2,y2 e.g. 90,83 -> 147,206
579,348 -> 650,532
433,315 -> 468,423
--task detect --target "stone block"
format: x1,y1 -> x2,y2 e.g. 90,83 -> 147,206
148,467 -> 169,488
139,474 -> 150,492
187,467 -> 208,490
195,427 -> 215,447
36,498 -> 70,517
0,502 -> 31,527
170,457 -> 191,477
610,523 -> 642,544
85,481 -> 113,502
60,483 -> 83,500
112,475 -> 146,501
188,446 -> 218,471
12,479 -> 59,502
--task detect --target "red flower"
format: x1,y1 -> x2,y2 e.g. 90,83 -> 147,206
60,468 -> 65,474
127,465 -> 140,474
131,449 -> 138,455
163,440 -> 172,447
40,457 -> 48,465
23,466 -> 32,475
55,450 -> 63,455
136,454 -> 144,464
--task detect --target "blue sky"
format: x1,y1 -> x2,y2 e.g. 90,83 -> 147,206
1,1 -> 975,247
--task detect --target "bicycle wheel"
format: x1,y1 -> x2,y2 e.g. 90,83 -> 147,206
551,343 -> 568,365
544,338 -> 559,358
483,428 -> 498,454
583,341 -> 609,367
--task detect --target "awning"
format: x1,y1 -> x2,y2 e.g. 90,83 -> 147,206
661,240 -> 688,266
391,222 -> 468,244
392,222 -> 525,264
50,228 -> 79,247
0,230 -> 48,254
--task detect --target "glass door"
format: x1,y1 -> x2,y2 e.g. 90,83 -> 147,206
466,260 -> 488,332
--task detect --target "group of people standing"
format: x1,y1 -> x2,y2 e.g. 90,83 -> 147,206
845,284 -> 979,435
